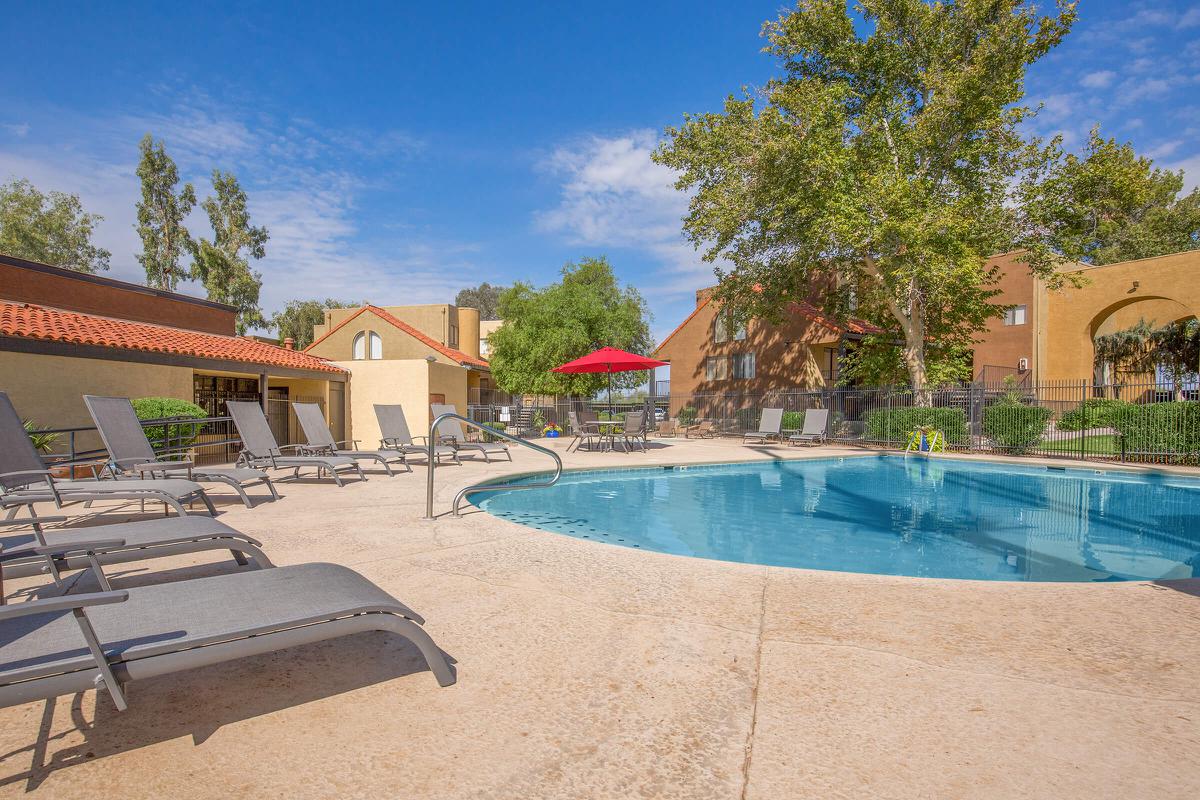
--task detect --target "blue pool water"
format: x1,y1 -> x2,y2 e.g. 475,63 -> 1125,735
473,455 -> 1200,582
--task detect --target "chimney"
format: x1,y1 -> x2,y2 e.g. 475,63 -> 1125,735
283,337 -> 295,350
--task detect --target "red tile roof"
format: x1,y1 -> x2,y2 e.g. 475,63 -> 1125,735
1,301 -> 347,374
305,305 -> 489,367
654,295 -> 881,355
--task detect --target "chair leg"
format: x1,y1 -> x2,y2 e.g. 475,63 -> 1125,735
383,616 -> 456,687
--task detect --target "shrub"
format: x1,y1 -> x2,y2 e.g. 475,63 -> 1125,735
1057,398 -> 1135,432
23,419 -> 62,454
677,405 -> 699,426
131,397 -> 208,449
782,411 -> 805,431
1113,402 -> 1200,461
982,402 -> 1052,454
864,407 -> 968,445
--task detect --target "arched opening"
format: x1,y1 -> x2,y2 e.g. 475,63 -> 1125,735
352,331 -> 383,360
1087,297 -> 1197,398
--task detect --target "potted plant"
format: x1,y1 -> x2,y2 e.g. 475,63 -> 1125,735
542,423 -> 562,438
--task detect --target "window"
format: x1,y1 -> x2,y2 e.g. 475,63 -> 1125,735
479,337 -> 489,357
732,352 -> 756,379
705,355 -> 729,381
1003,305 -> 1027,326
448,324 -> 459,347
353,330 -> 383,360
714,313 -> 746,343
823,347 -> 837,380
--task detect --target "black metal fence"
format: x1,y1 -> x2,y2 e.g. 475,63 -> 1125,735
469,379 -> 1200,464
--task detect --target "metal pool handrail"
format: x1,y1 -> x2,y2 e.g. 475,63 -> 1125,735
423,411 -> 563,519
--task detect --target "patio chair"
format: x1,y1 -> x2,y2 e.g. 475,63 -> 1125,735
373,405 -> 460,465
0,513 -> 272,584
225,401 -> 364,486
656,418 -> 678,438
0,391 -> 214,518
292,402 -> 408,476
430,404 -> 512,462
788,409 -> 830,446
83,395 -> 278,508
0,550 -> 455,712
567,410 -> 602,452
683,419 -> 716,439
743,408 -> 784,444
619,410 -> 648,453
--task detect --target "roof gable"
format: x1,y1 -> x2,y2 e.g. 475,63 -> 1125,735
305,305 -> 488,367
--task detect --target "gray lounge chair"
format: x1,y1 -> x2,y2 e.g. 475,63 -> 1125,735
744,408 -> 784,444
0,513 -> 271,582
292,402 -> 408,476
83,395 -> 278,508
373,405 -> 459,465
430,404 -> 511,462
0,551 -> 455,711
788,409 -> 830,445
225,401 -> 364,486
0,392 -> 214,518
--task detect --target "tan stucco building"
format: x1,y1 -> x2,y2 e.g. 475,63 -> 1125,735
305,304 -> 494,447
972,249 -> 1200,384
0,254 -> 349,458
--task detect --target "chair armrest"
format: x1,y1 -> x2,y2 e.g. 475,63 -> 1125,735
133,458 -> 195,472
334,439 -> 359,448
0,538 -> 127,564
0,469 -> 55,484
277,444 -> 305,454
0,515 -> 68,528
0,589 -> 129,622
411,435 -> 430,444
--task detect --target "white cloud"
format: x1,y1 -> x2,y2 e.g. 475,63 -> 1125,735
1079,70 -> 1116,89
1178,7 -> 1200,28
0,91 -> 468,331
1,122 -> 30,138
1169,152 -> 1200,194
1148,140 -> 1183,159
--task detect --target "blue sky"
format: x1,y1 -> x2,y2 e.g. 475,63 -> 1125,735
1,1 -> 1198,347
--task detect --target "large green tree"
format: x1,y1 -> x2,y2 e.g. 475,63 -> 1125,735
455,282 -> 506,320
1022,126 -> 1200,265
192,170 -> 269,332
654,0 -> 1076,401
488,257 -> 652,396
135,134 -> 195,290
270,299 -> 358,350
0,178 -> 111,272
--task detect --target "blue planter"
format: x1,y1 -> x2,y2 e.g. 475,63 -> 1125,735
545,430 -> 560,438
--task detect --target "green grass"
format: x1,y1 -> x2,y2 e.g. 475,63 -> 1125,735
1038,434 -> 1120,456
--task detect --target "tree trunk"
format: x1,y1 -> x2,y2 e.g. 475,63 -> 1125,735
863,256 -> 932,405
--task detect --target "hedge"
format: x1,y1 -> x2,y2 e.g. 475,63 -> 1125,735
863,407 -> 968,445
131,397 -> 208,449
983,403 -> 1052,454
677,406 -> 699,426
1056,398 -> 1135,432
1112,402 -> 1200,460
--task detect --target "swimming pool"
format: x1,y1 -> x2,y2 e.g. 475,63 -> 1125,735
472,455 -> 1200,582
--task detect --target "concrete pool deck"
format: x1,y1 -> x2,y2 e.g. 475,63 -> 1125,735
2,437 -> 1198,798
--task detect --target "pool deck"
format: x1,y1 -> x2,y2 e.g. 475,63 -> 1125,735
2,437 -> 1198,798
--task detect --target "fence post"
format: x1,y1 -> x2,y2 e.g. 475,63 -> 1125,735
1079,380 -> 1087,461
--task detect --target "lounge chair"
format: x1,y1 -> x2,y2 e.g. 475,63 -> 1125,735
0,548 -> 455,711
684,419 -> 716,439
0,392 -> 214,518
620,410 -> 648,453
225,401 -> 364,486
83,395 -> 278,508
292,402 -> 408,476
373,405 -> 459,465
0,513 -> 272,583
656,418 -> 678,438
430,404 -> 512,462
743,408 -> 784,444
788,409 -> 830,446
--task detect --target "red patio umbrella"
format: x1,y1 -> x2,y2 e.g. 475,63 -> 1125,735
552,346 -> 668,416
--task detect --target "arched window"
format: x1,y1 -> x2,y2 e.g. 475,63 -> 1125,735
352,331 -> 383,360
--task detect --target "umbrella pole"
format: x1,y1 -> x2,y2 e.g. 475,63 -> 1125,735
607,369 -> 613,419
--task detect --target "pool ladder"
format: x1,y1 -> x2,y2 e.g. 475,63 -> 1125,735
422,411 -> 563,519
